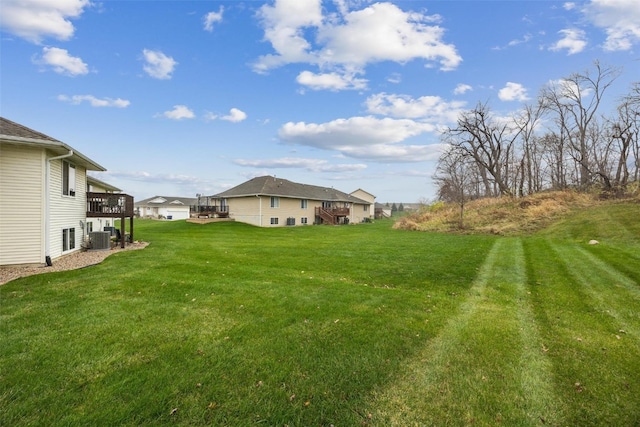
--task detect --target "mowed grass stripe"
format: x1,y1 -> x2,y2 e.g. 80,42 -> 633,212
370,238 -> 557,426
550,242 -> 640,338
524,238 -> 640,426
511,239 -> 560,426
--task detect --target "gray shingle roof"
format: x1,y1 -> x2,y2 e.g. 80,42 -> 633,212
0,117 -> 106,171
87,175 -> 122,192
134,196 -> 197,207
212,176 -> 369,204
0,117 -> 61,142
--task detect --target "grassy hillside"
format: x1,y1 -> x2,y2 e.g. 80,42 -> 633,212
394,190 -> 640,236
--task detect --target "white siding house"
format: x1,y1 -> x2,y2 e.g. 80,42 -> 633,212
0,117 -> 126,266
134,196 -> 196,220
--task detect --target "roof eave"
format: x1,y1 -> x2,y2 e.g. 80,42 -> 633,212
0,135 -> 107,171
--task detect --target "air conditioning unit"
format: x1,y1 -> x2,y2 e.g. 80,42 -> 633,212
89,231 -> 111,250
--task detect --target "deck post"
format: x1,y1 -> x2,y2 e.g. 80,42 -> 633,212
120,202 -> 126,249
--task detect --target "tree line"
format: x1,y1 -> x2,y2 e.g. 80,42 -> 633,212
434,61 -> 639,212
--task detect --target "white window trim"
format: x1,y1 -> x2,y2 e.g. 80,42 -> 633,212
63,161 -> 76,197
62,227 -> 76,252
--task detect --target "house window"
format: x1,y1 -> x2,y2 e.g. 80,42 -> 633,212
62,161 -> 76,197
63,228 -> 75,252
301,199 -> 308,209
363,205 -> 369,212
270,217 -> 279,225
86,222 -> 93,233
270,196 -> 279,208
301,217 -> 308,224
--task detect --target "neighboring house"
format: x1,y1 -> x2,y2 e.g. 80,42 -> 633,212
374,203 -> 392,219
0,117 -> 134,266
208,176 -> 374,227
135,196 -> 196,220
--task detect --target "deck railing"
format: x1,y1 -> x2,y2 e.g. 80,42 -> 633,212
191,205 -> 229,218
315,207 -> 350,224
86,192 -> 134,218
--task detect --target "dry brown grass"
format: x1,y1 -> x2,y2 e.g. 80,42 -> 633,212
393,190 -> 639,235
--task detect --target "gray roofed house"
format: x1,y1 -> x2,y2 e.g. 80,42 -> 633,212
1,117 -> 134,266
208,176 -> 374,227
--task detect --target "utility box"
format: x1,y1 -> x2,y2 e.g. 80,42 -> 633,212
89,231 -> 111,250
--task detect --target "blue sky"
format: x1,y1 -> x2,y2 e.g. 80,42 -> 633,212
2,0 -> 639,203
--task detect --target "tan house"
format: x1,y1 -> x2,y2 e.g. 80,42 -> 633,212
207,176 -> 374,227
0,117 -> 134,266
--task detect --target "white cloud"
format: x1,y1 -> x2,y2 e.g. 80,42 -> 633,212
253,0 -> 323,72
203,112 -> 218,121
161,105 -> 195,120
234,157 -> 367,172
365,93 -> 465,123
254,1 -> 461,87
387,73 -> 402,84
563,2 -> 577,11
453,83 -> 473,95
279,116 -> 440,162
221,108 -> 247,123
545,78 -> 594,101
204,7 -> 224,32
204,108 -> 247,122
58,94 -> 130,108
0,0 -> 90,43
498,82 -> 530,102
583,0 -> 640,51
35,47 -> 88,76
508,33 -> 533,47
550,28 -> 587,54
142,49 -> 177,79
296,70 -> 367,91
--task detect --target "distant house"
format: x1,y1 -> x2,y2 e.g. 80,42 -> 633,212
206,176 -> 374,227
135,196 -> 196,220
0,117 -> 134,266
374,203 -> 392,219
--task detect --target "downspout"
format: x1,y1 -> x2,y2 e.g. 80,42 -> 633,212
256,194 -> 262,227
45,150 -> 74,266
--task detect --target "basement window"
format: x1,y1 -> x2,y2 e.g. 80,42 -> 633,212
270,217 -> 279,225
63,227 -> 76,252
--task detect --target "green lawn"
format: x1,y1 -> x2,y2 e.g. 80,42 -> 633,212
1,206 -> 639,426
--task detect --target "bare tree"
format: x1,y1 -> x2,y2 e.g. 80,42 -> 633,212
607,82 -> 640,188
513,102 -> 546,196
443,102 -> 523,197
540,61 -> 621,189
434,147 -> 477,228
